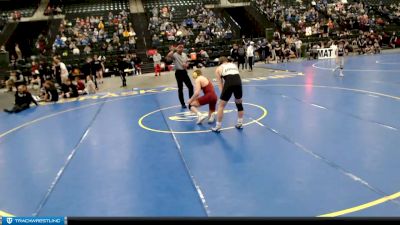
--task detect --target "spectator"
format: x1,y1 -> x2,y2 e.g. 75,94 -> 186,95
237,44 -> 246,70
84,45 -> 91,54
75,76 -> 86,95
153,50 -> 162,76
247,41 -> 255,71
53,56 -> 69,85
0,45 -> 6,52
72,46 -> 80,55
4,84 -> 38,113
15,43 -> 22,60
5,71 -> 18,92
129,36 -> 136,49
85,75 -> 96,94
61,79 -> 78,98
295,38 -> 303,58
132,54 -> 142,75
390,32 -> 397,48
42,80 -> 59,102
30,73 -> 41,90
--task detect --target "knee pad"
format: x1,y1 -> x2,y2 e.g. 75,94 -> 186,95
236,103 -> 244,111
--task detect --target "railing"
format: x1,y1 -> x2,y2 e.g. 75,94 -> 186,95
220,9 -> 241,39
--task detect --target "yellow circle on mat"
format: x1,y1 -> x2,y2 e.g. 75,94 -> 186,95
138,102 -> 268,134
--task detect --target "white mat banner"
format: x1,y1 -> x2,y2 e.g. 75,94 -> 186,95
317,47 -> 337,59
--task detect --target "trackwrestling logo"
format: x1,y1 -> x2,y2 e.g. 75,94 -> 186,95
1,217 -> 64,225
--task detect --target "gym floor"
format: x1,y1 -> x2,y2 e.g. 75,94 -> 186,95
0,51 -> 399,217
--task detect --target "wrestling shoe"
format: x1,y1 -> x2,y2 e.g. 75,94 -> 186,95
235,123 -> 243,129
211,126 -> 221,133
196,114 -> 208,124
208,112 -> 216,124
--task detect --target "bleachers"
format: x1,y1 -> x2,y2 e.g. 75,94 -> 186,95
228,0 -> 251,3
63,0 -> 129,14
0,0 -> 40,19
144,2 -> 237,60
46,9 -> 136,76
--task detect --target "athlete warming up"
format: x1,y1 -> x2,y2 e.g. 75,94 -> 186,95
332,40 -> 345,77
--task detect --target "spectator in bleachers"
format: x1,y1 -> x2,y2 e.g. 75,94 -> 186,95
295,37 -> 303,58
11,11 -> 22,21
152,6 -> 159,18
152,34 -> 160,48
107,44 -> 114,52
121,41 -> 130,53
72,46 -> 80,55
128,26 -> 136,37
132,54 -> 142,75
83,45 -> 91,54
15,43 -> 22,60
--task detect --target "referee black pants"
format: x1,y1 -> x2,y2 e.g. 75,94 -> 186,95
175,69 -> 193,107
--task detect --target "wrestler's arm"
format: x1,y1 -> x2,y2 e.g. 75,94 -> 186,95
188,79 -> 201,104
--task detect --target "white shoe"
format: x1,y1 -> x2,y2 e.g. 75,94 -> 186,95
208,113 -> 216,124
339,72 -> 344,77
211,126 -> 221,133
196,114 -> 207,124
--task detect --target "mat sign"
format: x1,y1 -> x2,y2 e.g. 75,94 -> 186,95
317,47 -> 336,59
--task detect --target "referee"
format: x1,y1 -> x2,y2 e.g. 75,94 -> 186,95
167,44 -> 194,109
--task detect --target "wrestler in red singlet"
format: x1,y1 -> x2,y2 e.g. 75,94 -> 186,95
187,70 -> 218,124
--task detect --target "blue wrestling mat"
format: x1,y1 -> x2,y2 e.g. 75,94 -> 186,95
1,52 -> 400,217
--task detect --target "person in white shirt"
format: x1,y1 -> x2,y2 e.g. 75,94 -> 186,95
153,50 -> 162,76
85,75 -> 97,94
15,43 -> 22,60
72,46 -> 80,55
53,56 -> 69,84
295,38 -> 303,58
246,41 -> 255,71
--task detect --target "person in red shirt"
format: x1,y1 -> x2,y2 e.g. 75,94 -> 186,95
187,70 -> 218,124
75,76 -> 86,95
